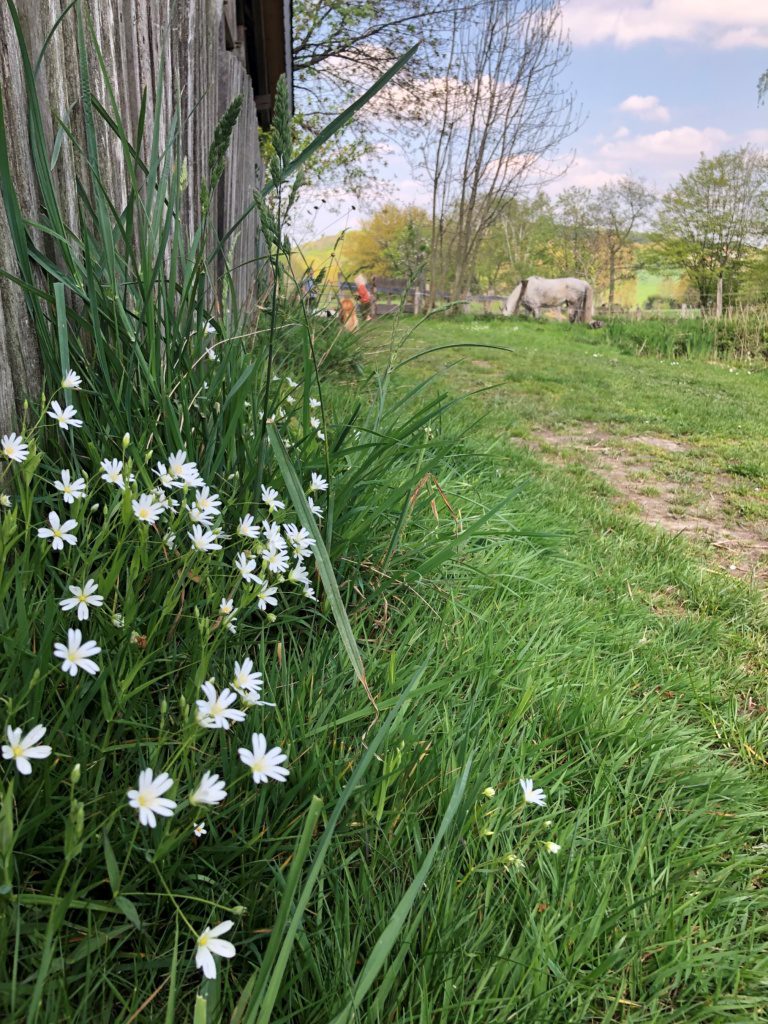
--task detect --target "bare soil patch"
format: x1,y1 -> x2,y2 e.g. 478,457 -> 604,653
528,427 -> 768,581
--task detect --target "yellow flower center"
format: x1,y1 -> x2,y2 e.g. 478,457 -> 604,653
69,650 -> 81,663
139,508 -> 150,519
198,935 -> 209,947
53,528 -> 63,539
78,595 -> 88,603
137,793 -> 151,807
252,758 -> 266,774
3,446 -> 13,456
12,745 -> 24,758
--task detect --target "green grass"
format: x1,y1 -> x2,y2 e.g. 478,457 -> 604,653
3,11 -> 768,1017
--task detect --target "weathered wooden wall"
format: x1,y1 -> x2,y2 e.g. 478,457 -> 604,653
0,0 -> 265,435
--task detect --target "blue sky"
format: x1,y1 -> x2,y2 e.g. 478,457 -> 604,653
295,1 -> 768,240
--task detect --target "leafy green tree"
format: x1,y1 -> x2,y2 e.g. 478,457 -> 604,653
341,204 -> 431,278
595,178 -> 656,305
650,147 -> 768,306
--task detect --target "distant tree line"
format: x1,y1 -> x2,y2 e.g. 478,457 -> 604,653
331,147 -> 768,310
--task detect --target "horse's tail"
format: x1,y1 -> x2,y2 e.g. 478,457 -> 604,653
582,283 -> 594,322
503,281 -> 524,316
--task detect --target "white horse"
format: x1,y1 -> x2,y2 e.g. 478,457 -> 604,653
503,276 -> 594,323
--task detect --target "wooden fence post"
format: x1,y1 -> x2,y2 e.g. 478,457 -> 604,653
414,289 -> 422,316
716,276 -> 723,318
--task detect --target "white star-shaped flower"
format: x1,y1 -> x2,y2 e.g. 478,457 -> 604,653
2,433 -> 29,463
126,768 -> 177,828
193,820 -> 207,837
255,581 -> 278,611
237,514 -> 260,539
308,472 -> 328,493
261,485 -> 285,514
132,493 -> 165,525
196,680 -> 247,730
238,733 -> 289,784
262,545 -> 289,575
53,628 -> 101,676
54,469 -> 86,505
38,510 -> 78,551
47,400 -> 83,430
189,771 -> 228,806
2,724 -> 52,775
284,524 -> 316,559
519,778 -> 546,807
234,552 -> 260,582
195,921 -> 236,979
307,497 -> 324,519
100,458 -> 126,489
188,525 -> 222,552
59,579 -> 104,621
61,370 -> 82,390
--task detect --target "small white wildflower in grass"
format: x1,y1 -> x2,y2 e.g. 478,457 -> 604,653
153,462 -> 175,488
310,416 -> 321,430
195,485 -> 222,517
237,514 -> 260,539
54,628 -> 101,676
196,681 -> 247,730
187,504 -> 217,526
38,511 -> 78,551
309,397 -> 321,409
189,771 -> 228,806
54,469 -> 86,505
544,841 -> 561,854
205,347 -> 218,361
284,524 -> 316,559
288,561 -> 311,588
2,724 -> 52,775
151,489 -> 177,513
303,583 -> 317,601
307,497 -> 324,519
132,493 -> 165,525
261,520 -> 287,550
261,485 -> 285,514
255,580 -> 278,611
308,472 -> 328,493
0,494 -> 10,508
167,449 -> 204,489
219,596 -> 236,616
238,733 -> 289,784
204,320 -> 216,335
195,921 -> 236,980
112,612 -> 125,628
234,552 -> 260,583
232,658 -> 273,705
59,579 -> 104,621
126,768 -> 177,828
483,787 -> 496,798
317,429 -> 326,441
193,821 -> 207,837
61,370 -> 82,390
262,545 -> 289,575
285,394 -> 296,404
188,525 -> 222,552
286,377 -> 298,389
519,778 -> 546,807
100,458 -> 126,489
47,400 -> 83,430
164,531 -> 176,550
2,433 -> 29,463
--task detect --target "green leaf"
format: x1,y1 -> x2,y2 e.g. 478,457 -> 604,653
267,423 -> 365,684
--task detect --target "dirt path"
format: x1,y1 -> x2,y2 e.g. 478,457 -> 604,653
529,426 -> 768,582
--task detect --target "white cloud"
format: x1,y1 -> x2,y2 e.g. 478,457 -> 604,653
598,125 -> 731,163
614,126 -> 631,139
564,1 -> 768,48
618,95 -> 670,122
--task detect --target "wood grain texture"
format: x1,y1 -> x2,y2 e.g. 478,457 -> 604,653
0,0 -> 267,433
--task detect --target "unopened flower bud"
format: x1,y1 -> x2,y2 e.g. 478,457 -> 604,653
71,763 -> 81,785
482,787 -> 496,798
122,433 -> 130,449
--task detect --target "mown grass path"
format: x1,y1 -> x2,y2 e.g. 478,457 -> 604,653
348,316 -> 768,1021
